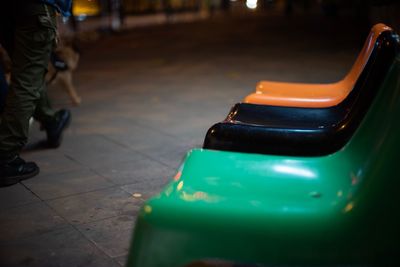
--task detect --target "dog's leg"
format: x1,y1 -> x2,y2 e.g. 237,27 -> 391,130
58,72 -> 82,105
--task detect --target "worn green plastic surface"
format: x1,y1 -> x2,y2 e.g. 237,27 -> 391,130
127,57 -> 400,267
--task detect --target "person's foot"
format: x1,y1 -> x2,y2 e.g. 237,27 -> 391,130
45,109 -> 71,148
0,155 -> 39,187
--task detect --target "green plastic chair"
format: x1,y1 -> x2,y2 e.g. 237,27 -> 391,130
127,57 -> 400,267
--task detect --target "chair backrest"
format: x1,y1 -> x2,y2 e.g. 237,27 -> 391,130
342,23 -> 392,88
245,24 -> 393,108
204,30 -> 400,156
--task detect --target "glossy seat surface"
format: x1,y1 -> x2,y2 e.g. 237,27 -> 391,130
204,30 -> 399,156
245,23 -> 392,108
127,56 -> 400,267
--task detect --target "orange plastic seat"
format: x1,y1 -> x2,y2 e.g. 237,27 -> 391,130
244,23 -> 392,108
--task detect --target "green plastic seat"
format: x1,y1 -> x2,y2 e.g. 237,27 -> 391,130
127,57 -> 400,267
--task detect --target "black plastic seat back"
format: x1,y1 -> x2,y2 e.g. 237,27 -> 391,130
203,31 -> 400,156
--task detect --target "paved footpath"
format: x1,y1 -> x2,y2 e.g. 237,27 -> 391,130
0,11 -> 368,267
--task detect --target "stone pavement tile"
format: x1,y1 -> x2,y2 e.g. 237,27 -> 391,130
76,215 -> 135,258
0,225 -> 120,267
157,121 -> 210,145
134,116 -> 211,145
0,184 -> 40,210
22,169 -> 115,200
92,157 -> 175,186
46,187 -> 143,225
132,121 -> 213,146
0,202 -> 68,242
71,114 -> 136,135
139,142 -> 194,169
105,123 -> 184,152
121,176 -> 172,200
114,254 -> 129,267
60,134 -> 143,168
22,152 -> 83,176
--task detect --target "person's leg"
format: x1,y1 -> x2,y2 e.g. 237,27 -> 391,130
33,75 -> 57,125
0,6 -> 56,155
32,5 -> 58,125
32,6 -> 71,148
34,86 -> 72,149
0,3 -> 57,185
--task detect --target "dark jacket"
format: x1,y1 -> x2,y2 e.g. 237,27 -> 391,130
40,0 -> 72,17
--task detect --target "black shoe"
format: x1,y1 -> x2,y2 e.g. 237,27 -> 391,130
45,109 -> 71,148
0,155 -> 39,187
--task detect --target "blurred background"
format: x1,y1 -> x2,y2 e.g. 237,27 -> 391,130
65,0 -> 399,33
1,0 -> 400,266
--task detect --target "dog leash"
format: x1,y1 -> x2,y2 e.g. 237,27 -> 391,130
46,52 -> 70,86
43,3 -> 68,85
43,3 -> 60,46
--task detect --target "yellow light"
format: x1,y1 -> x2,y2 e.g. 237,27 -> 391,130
73,0 -> 100,16
144,205 -> 152,214
177,181 -> 184,191
246,0 -> 257,9
180,191 -> 219,203
344,202 -> 354,213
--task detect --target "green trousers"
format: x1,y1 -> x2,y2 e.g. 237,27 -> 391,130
0,2 -> 58,158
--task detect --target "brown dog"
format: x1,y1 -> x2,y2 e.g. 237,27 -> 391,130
0,43 -> 81,105
47,44 -> 81,105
